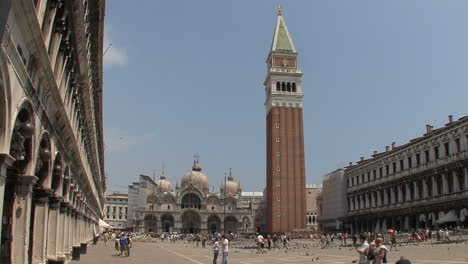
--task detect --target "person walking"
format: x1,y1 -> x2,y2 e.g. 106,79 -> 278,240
212,236 -> 220,264
119,233 -> 128,257
374,238 -> 388,264
126,235 -> 132,257
221,234 -> 229,264
114,236 -> 121,256
355,234 -> 369,264
390,233 -> 397,251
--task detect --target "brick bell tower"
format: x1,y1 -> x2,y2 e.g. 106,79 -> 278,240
264,6 -> 306,234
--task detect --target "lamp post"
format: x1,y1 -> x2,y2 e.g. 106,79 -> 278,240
223,172 -> 227,234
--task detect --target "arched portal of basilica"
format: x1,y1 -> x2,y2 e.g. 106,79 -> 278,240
181,210 -> 201,234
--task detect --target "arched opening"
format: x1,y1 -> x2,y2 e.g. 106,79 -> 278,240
292,83 -> 297,92
181,210 -> 201,234
161,213 -> 174,233
224,215 -> 238,234
181,193 -> 201,209
275,82 -> 280,91
281,82 -> 286,92
62,167 -> 69,199
287,82 -> 291,92
51,153 -> 62,194
207,215 -> 221,234
436,176 -> 443,195
35,135 -> 52,188
144,214 -> 157,233
242,217 -> 250,229
2,105 -> 35,264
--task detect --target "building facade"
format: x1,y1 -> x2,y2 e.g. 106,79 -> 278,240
0,0 -> 106,263
104,193 -> 128,230
264,7 -> 307,234
345,116 -> 468,234
317,169 -> 347,233
305,184 -> 322,231
127,160 -> 259,235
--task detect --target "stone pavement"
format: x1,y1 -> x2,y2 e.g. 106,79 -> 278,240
72,240 -> 468,264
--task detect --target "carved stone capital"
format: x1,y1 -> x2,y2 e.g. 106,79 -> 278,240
17,175 -> 39,196
0,153 -> 15,185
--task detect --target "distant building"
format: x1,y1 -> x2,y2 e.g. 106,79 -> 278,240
317,169 -> 347,233
345,116 -> 468,233
104,193 -> 129,230
305,184 -> 322,231
127,159 -> 259,234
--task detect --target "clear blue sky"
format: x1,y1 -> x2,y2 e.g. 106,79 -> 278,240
103,0 -> 468,193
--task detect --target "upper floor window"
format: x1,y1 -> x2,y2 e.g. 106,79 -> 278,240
400,159 -> 404,171
392,162 -> 397,174
455,138 -> 461,153
379,167 -> 383,178
416,153 -> 421,166
434,146 -> 440,159
444,142 -> 450,156
407,157 -> 412,169
424,150 -> 430,163
385,165 -> 390,176
373,170 -> 377,180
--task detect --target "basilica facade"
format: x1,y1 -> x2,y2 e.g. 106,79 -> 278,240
127,160 -> 260,235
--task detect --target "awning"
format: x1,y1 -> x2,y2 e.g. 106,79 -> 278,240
460,209 -> 467,222
436,210 -> 458,224
99,219 -> 112,228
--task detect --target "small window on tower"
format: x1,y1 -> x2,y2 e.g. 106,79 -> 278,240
276,138 -> 280,143
275,123 -> 279,128
281,82 -> 286,92
276,167 -> 280,172
277,181 -> 280,187
276,152 -> 280,156
212,206 -> 215,210
277,212 -> 281,217
292,83 -> 297,92
276,82 -> 280,91
287,82 -> 291,92
277,196 -> 280,201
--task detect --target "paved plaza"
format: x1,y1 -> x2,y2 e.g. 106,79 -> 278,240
73,239 -> 468,264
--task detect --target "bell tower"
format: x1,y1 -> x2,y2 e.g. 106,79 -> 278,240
264,6 -> 306,234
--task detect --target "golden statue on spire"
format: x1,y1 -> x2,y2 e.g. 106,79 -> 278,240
278,4 -> 283,15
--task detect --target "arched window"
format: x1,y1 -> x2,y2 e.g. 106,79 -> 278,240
287,83 -> 291,92
276,82 -> 280,91
281,82 -> 286,92
292,83 -> 296,92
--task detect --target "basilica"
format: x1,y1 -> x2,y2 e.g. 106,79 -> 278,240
126,159 -> 263,235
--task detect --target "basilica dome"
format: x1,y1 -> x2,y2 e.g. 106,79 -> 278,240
181,161 -> 209,193
156,170 -> 173,192
220,173 -> 240,196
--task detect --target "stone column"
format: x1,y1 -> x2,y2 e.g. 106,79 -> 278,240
390,188 -> 395,204
406,183 -> 411,201
11,175 -> 38,264
397,185 -> 403,203
0,154 -> 14,255
413,181 -> 419,200
46,198 -> 61,260
452,171 -> 460,192
64,207 -> 72,258
464,167 -> 468,191
422,178 -> 428,198
31,194 -> 50,264
57,202 -> 67,260
376,191 -> 381,207
442,173 -> 449,194
432,176 -> 438,196
383,189 -> 388,205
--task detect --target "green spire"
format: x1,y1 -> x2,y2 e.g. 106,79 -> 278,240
271,8 -> 296,52
276,20 -> 294,51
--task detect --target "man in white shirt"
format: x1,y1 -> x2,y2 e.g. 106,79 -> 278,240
356,234 -> 369,264
212,236 -> 220,264
221,234 -> 229,264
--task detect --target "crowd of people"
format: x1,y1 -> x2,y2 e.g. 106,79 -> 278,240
97,227 -> 468,263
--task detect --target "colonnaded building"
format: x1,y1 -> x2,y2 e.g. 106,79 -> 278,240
0,0 -> 106,263
127,159 -> 263,235
345,116 -> 468,234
